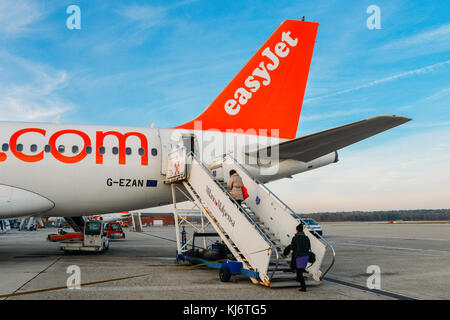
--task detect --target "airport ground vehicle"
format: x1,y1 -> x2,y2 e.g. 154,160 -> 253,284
176,228 -> 260,283
59,220 -> 109,252
104,222 -> 126,239
0,220 -> 11,233
47,230 -> 83,241
303,218 -> 323,236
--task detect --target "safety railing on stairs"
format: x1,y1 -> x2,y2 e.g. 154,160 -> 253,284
186,152 -> 281,281
224,154 -> 336,280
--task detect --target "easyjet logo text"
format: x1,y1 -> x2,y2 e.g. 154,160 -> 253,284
224,30 -> 298,116
0,128 -> 148,165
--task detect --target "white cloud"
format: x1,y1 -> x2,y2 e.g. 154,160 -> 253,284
304,59 -> 450,103
422,87 -> 450,102
118,5 -> 167,30
0,0 -> 44,35
117,0 -> 200,33
0,52 -> 74,122
377,23 -> 450,60
383,23 -> 450,50
301,108 -> 375,122
406,121 -> 450,129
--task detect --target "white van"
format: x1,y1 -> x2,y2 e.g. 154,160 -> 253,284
303,218 -> 323,236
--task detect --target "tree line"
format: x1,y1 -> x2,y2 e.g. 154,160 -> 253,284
302,209 -> 450,222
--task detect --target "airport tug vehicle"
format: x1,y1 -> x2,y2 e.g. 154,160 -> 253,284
164,146 -> 336,287
49,220 -> 109,252
104,222 -> 126,239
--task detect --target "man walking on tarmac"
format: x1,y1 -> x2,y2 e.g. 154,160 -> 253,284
290,223 -> 311,292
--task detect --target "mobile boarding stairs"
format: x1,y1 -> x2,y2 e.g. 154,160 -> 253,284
164,147 -> 335,288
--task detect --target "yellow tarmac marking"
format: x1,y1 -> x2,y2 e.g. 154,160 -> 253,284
0,274 -> 149,299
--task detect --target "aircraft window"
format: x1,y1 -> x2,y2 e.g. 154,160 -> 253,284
58,145 -> 65,153
99,146 -> 105,154
112,147 -> 119,155
17,144 -> 23,152
45,145 -> 51,153
86,146 -> 92,154
138,148 -> 145,156
126,147 -> 132,155
151,148 -> 157,156
30,144 -> 37,152
2,143 -> 8,152
72,146 -> 79,154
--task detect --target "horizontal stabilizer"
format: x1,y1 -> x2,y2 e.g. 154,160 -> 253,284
246,115 -> 411,162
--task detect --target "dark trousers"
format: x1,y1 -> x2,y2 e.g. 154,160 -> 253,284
235,200 -> 242,206
296,268 -> 306,290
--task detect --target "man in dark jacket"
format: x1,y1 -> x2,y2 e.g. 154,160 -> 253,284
286,223 -> 311,292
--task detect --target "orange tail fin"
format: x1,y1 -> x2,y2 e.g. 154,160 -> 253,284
176,20 -> 319,140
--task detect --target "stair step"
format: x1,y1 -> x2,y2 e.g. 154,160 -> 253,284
269,280 -> 301,288
268,263 -> 292,270
269,273 -> 314,287
271,259 -> 288,265
270,272 -> 296,279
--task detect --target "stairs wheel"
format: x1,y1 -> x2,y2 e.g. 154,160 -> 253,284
219,267 -> 231,282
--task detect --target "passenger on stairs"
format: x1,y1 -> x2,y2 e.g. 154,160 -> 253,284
286,223 -> 311,292
228,170 -> 244,206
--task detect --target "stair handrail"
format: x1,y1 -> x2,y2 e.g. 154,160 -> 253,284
225,154 -> 336,280
187,152 -> 280,281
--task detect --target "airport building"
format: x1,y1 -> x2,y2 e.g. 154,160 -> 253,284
130,213 -> 175,226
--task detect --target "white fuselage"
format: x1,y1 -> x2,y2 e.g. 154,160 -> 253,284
0,121 -> 336,219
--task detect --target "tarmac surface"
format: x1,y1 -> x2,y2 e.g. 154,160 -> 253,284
0,222 -> 449,300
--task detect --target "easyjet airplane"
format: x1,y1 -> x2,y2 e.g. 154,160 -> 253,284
0,20 -> 410,222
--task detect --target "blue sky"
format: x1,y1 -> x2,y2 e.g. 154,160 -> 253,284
0,0 -> 449,211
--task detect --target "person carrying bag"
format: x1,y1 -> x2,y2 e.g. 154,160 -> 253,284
284,223 -> 311,292
228,170 -> 244,206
